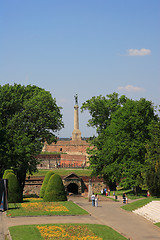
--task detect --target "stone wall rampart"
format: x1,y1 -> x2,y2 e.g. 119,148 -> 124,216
37,154 -> 87,169
43,140 -> 92,155
23,176 -> 106,196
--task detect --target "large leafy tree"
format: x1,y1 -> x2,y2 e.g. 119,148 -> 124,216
144,121 -> 160,196
81,93 -> 127,134
82,94 -> 158,191
0,84 -> 63,193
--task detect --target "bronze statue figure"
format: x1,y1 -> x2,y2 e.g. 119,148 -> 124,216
74,94 -> 78,105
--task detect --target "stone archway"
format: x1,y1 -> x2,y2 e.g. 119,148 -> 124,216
63,173 -> 82,194
67,183 -> 79,194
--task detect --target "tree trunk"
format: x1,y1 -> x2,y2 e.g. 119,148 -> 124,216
17,170 -> 26,196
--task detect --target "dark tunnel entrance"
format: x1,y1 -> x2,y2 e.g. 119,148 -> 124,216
67,183 -> 79,194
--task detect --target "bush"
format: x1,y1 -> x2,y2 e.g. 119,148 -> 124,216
6,173 -> 22,203
39,170 -> 54,198
3,169 -> 14,179
44,174 -> 67,202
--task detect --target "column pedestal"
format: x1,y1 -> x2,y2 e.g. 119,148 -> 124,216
72,104 -> 81,141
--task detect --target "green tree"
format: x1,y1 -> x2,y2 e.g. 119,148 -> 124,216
6,172 -> 22,203
144,121 -> 160,196
0,84 -> 63,193
0,124 -> 6,178
44,174 -> 67,202
39,170 -> 54,198
82,95 -> 158,192
81,93 -> 127,134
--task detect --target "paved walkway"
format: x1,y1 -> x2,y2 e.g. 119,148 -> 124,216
72,196 -> 160,240
0,196 -> 160,240
0,211 -> 6,240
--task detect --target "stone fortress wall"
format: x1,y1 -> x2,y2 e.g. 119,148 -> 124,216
38,139 -> 91,169
24,175 -> 106,196
43,139 -> 89,155
37,152 -> 87,169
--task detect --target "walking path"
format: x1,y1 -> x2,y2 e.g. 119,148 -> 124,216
0,212 -> 6,240
0,196 -> 160,240
71,196 -> 160,240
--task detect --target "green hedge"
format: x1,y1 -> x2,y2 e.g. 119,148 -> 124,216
6,172 -> 22,203
44,174 -> 67,202
39,170 -> 54,198
3,169 -> 14,179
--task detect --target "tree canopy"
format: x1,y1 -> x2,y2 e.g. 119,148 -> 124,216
144,122 -> 160,196
81,93 -> 128,134
0,84 -> 63,192
81,93 -> 159,192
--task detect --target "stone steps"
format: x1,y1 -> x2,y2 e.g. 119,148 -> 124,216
133,201 -> 160,223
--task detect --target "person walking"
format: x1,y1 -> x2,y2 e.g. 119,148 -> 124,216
125,194 -> 128,204
122,192 -> 126,204
91,193 -> 95,207
108,189 -> 110,196
95,194 -> 98,207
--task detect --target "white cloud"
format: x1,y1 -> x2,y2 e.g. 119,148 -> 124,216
127,48 -> 151,56
58,98 -> 68,104
117,85 -> 145,92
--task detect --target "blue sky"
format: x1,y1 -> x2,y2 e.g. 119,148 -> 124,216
1,0 -> 160,137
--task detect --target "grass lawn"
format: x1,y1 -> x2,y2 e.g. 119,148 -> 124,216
98,189 -> 147,201
7,198 -> 88,217
9,224 -> 127,240
103,196 -> 119,202
155,222 -> 160,228
121,197 -> 160,211
29,168 -> 92,177
109,189 -> 147,200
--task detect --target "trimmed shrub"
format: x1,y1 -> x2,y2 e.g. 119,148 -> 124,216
39,170 -> 54,198
3,169 -> 14,179
6,173 -> 22,203
44,174 -> 67,202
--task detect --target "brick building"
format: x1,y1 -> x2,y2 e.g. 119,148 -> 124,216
37,96 -> 92,169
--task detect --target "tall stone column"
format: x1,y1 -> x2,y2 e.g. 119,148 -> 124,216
72,94 -> 81,141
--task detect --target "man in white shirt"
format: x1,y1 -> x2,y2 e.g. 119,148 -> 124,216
91,193 -> 95,207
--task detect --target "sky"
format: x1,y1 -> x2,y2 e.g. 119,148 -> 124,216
1,0 -> 160,137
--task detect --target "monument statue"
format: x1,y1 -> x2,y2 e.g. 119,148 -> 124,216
74,94 -> 78,105
72,94 -> 81,140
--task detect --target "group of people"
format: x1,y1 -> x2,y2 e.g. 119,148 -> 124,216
100,188 -> 110,196
91,191 -> 129,206
91,187 -> 111,207
91,193 -> 99,207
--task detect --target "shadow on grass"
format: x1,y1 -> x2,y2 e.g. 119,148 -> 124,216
8,206 -> 20,210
